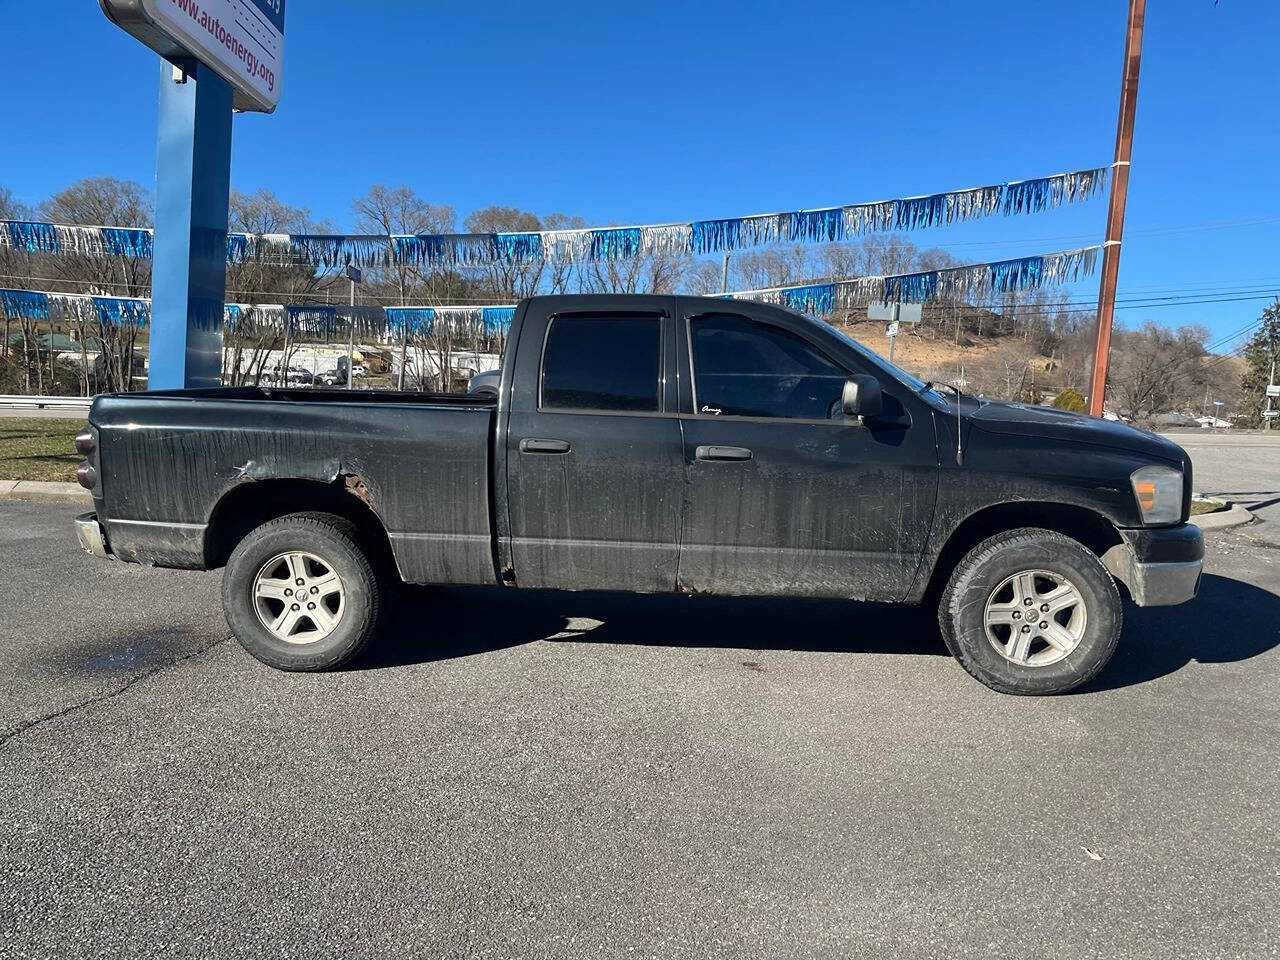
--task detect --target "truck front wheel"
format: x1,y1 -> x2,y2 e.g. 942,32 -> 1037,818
222,512 -> 383,671
938,528 -> 1122,695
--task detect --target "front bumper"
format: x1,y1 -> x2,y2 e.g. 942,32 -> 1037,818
1102,523 -> 1203,607
74,512 -> 111,559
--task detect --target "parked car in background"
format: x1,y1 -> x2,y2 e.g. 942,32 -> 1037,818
73,294 -> 1202,696
467,368 -> 501,399
317,369 -> 347,386
271,366 -> 313,385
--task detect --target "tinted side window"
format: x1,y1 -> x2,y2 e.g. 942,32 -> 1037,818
541,316 -> 662,412
690,314 -> 847,419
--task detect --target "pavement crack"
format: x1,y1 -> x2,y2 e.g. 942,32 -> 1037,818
0,636 -> 230,750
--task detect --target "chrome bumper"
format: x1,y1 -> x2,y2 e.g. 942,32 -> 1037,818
74,512 -> 110,559
1102,524 -> 1204,607
1127,559 -> 1202,607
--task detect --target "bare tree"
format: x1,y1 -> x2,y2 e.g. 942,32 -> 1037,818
994,340 -> 1037,402
1109,321 -> 1211,422
0,186 -> 37,391
581,247 -> 686,295
463,206 -> 546,300
541,213 -> 586,294
351,184 -> 454,305
351,186 -> 460,388
38,177 -> 154,393
730,246 -> 807,290
224,190 -> 338,385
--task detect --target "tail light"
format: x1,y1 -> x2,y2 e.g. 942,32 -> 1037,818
76,425 -> 97,489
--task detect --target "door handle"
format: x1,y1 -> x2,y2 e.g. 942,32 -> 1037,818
519,437 -> 571,454
695,444 -> 752,462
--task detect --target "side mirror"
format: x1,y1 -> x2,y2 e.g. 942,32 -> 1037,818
842,375 -> 883,419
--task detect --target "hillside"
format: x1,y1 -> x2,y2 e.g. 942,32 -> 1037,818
832,318 -> 1245,414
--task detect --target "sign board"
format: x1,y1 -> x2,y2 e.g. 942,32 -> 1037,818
1264,410 -> 1279,418
886,321 -> 900,338
867,301 -> 895,322
101,0 -> 285,112
867,301 -> 923,325
1267,385 -> 1280,397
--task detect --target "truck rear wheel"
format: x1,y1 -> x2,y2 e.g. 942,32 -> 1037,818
938,527 -> 1122,695
222,512 -> 382,671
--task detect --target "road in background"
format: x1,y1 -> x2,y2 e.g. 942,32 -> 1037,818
1,490 -> 1277,959
0,408 -> 88,420
1167,431 -> 1280,541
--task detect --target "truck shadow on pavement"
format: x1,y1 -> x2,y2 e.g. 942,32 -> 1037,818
356,586 -> 947,670
357,573 -> 1279,692
1081,573 -> 1280,692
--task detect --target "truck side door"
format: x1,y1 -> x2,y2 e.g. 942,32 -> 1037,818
503,303 -> 683,591
674,302 -> 939,601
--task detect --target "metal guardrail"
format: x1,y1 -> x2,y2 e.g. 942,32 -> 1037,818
0,394 -> 94,411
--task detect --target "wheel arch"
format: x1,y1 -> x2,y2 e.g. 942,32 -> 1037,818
203,476 -> 398,575
921,501 -> 1124,603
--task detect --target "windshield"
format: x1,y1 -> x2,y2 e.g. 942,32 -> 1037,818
810,314 -> 947,401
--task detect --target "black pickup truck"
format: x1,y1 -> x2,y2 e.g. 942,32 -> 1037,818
73,294 -> 1203,695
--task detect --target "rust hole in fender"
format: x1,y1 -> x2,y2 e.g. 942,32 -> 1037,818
342,473 -> 373,507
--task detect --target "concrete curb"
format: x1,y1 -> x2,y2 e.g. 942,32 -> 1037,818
1191,502 -> 1254,531
0,480 -> 92,504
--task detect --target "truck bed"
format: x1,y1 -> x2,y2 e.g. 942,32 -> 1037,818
87,388 -> 498,584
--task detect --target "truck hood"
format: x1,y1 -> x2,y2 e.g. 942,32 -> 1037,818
968,400 -> 1185,464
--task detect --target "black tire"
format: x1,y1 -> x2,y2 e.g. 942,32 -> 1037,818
938,527 -> 1122,695
222,511 -> 383,671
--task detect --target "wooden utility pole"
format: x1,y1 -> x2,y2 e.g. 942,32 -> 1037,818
1088,0 -> 1146,417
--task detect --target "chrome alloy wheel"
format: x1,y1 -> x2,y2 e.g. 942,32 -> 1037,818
252,552 -> 345,644
983,569 -> 1087,667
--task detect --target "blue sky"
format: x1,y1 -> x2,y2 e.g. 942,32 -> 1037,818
5,0 -> 1278,343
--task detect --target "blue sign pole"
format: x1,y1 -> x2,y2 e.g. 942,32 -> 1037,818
149,59 -> 232,389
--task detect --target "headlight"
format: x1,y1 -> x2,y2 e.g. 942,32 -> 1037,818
1130,465 -> 1183,525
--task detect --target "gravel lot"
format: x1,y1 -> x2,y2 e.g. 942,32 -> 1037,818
1,436 -> 1277,959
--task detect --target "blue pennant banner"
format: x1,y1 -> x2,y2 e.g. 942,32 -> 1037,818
385,307 -> 436,336
726,246 -> 1100,312
482,307 -> 515,335
100,228 -> 153,258
0,167 -> 1108,269
1,288 -> 50,320
779,283 -> 836,315
4,221 -> 60,254
90,296 -> 149,327
494,233 -> 543,263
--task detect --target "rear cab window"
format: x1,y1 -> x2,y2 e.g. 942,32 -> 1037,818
540,315 -> 663,413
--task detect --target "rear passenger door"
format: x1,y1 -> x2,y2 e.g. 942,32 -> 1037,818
504,305 -> 684,592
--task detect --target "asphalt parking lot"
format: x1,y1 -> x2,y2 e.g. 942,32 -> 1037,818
2,437 -> 1278,959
